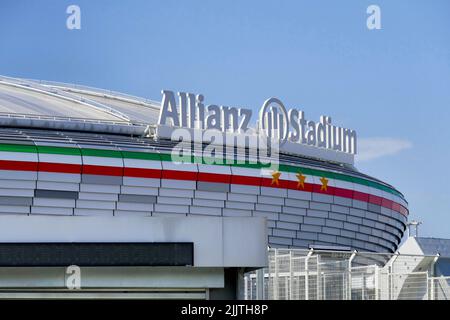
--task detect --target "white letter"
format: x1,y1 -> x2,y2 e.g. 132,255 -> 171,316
221,106 -> 239,133
206,105 -> 222,130
367,5 -> 381,30
66,5 -> 81,30
171,128 -> 192,163
66,265 -> 81,290
288,109 -> 300,142
159,90 -> 180,127
203,130 -> 224,165
343,128 -> 357,154
239,108 -> 253,133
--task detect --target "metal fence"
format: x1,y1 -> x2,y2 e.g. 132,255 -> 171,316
245,248 -> 449,300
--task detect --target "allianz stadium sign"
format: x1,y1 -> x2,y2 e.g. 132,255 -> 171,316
157,90 -> 357,156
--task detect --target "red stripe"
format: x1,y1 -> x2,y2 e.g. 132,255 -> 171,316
0,159 -> 408,216
162,170 -> 197,181
334,187 -> 353,199
197,172 -> 231,184
0,160 -> 38,171
39,162 -> 81,174
287,180 -> 314,192
353,191 -> 369,202
260,177 -> 290,189
312,183 -> 332,195
369,195 -> 383,206
230,175 -> 261,186
392,202 -> 401,212
382,198 -> 394,209
123,167 -> 161,179
83,165 -> 123,176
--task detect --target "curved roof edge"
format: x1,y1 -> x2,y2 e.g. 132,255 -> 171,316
0,116 -> 149,136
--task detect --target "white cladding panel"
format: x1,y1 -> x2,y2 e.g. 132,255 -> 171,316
0,215 -> 268,268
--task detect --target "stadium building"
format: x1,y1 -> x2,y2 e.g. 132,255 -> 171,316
0,75 -> 408,299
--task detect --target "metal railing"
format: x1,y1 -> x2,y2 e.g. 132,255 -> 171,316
0,111 -> 134,126
245,248 -> 448,300
0,75 -> 136,122
24,78 -> 161,107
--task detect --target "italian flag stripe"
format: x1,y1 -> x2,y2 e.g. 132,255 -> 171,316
0,159 -> 408,216
39,162 -> 81,174
0,159 -> 37,171
83,164 -> 123,176
0,143 -> 406,203
123,167 -> 161,179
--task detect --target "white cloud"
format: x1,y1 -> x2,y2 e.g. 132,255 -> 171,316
356,138 -> 412,162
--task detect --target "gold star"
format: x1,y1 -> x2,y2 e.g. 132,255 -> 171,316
320,177 -> 329,191
296,172 -> 306,189
271,171 -> 281,186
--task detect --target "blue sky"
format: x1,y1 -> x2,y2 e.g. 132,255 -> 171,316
0,0 -> 449,237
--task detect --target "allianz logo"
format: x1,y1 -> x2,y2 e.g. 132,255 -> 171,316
158,90 -> 357,155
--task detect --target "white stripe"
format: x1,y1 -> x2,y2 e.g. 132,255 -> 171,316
0,151 -> 37,162
82,156 -> 123,167
162,161 -> 197,172
367,186 -> 383,198
352,181 -> 370,194
123,158 -> 161,170
197,164 -> 231,175
333,179 -> 355,191
38,153 -> 81,165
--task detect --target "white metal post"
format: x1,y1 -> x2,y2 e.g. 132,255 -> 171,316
429,278 -> 434,301
244,275 -> 248,300
348,250 -> 357,300
305,249 -> 313,300
317,254 -> 321,299
428,254 -> 439,301
387,252 -> 399,300
374,265 -> 379,300
289,251 -> 293,300
274,249 -> 278,300
285,276 -> 289,300
256,269 -> 264,300
342,273 -> 346,299
362,273 -> 365,300
430,254 -> 440,277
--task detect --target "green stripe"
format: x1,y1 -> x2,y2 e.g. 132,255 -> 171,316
0,143 -> 36,153
159,153 -> 175,162
81,148 -> 122,158
36,146 -> 80,155
0,142 -> 404,199
121,151 -> 160,161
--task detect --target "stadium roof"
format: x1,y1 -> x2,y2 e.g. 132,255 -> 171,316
0,75 -> 406,199
0,75 -> 161,135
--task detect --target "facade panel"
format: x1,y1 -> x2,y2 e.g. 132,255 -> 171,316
0,124 -> 408,253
